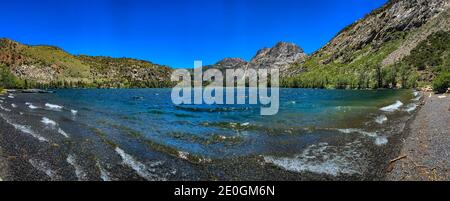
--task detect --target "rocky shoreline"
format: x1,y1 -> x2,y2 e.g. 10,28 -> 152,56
387,92 -> 449,180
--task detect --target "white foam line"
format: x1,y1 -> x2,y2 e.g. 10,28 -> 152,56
375,115 -> 388,124
263,141 -> 364,176
28,159 -> 60,180
57,128 -> 70,138
96,161 -> 113,181
404,103 -> 418,113
0,104 -> 11,112
375,137 -> 388,146
337,128 -> 377,138
241,122 -> 250,126
15,123 -> 48,142
66,154 -> 88,181
26,102 -> 38,109
71,109 -> 78,115
41,117 -> 57,127
412,96 -> 421,101
45,103 -> 63,111
40,117 -> 70,138
115,147 -> 165,181
380,100 -> 403,112
0,113 -> 48,142
337,128 -> 388,146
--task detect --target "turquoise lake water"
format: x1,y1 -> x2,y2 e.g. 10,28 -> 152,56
0,89 -> 420,180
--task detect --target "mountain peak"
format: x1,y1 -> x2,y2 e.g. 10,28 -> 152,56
215,58 -> 248,69
273,41 -> 304,52
249,41 -> 308,74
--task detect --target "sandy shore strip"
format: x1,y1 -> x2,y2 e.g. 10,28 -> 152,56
387,92 -> 450,181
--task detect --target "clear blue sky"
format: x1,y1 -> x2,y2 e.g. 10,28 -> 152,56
0,0 -> 387,68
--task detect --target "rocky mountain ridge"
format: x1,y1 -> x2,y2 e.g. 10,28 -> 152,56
314,0 -> 449,65
208,42 -> 308,76
285,0 -> 450,89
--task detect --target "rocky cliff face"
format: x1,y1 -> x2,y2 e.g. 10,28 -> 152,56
249,42 -> 308,74
0,39 -> 56,82
315,0 -> 450,65
382,1 -> 450,66
214,58 -> 248,70
286,0 -> 450,88
209,42 -> 308,77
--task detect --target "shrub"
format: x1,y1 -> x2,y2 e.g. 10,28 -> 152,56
432,72 -> 450,93
0,66 -> 24,89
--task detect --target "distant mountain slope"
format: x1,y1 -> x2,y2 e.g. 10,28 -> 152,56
0,38 -> 173,88
0,38 -> 91,85
286,0 -> 450,89
0,39 -> 306,89
76,55 -> 173,88
206,42 -> 307,77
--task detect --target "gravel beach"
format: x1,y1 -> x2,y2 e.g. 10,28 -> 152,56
387,92 -> 450,181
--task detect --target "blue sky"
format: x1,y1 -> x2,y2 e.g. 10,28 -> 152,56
0,0 -> 387,68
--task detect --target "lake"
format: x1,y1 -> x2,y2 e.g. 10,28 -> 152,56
0,88 -> 420,180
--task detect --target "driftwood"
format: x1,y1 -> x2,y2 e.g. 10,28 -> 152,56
412,161 -> 430,169
389,155 -> 407,163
